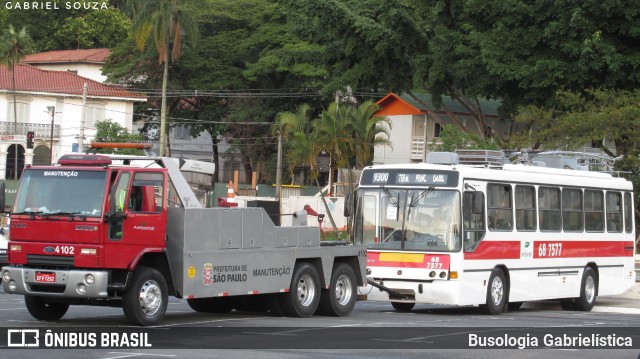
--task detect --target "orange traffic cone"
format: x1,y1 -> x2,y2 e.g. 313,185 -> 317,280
226,180 -> 235,203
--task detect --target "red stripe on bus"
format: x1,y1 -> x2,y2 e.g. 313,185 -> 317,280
463,240 -> 634,260
533,240 -> 634,258
464,241 -> 521,260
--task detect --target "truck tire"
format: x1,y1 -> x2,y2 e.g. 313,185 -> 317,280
122,267 -> 168,326
187,297 -> 233,313
480,268 -> 506,315
25,295 -> 69,321
574,267 -> 597,311
319,263 -> 357,316
279,262 -> 321,317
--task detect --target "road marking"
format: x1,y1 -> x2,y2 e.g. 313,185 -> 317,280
103,352 -> 176,359
592,306 -> 640,315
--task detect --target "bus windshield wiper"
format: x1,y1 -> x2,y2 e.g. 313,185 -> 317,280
409,187 -> 434,208
381,186 -> 399,208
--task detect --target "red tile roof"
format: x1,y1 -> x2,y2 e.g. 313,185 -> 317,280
22,48 -> 111,64
0,64 -> 146,100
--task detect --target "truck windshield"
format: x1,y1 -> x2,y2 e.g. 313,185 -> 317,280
13,170 -> 107,218
354,188 -> 461,252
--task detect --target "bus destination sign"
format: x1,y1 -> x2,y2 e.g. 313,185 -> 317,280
360,169 -> 459,187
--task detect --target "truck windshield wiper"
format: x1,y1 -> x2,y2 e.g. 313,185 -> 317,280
49,211 -> 87,221
12,210 -> 44,219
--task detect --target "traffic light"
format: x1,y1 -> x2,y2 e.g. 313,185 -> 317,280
26,131 -> 34,149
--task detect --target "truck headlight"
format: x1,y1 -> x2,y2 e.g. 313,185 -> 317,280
2,270 -> 10,282
85,274 -> 95,285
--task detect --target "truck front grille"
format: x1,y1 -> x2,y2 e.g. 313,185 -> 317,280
26,255 -> 74,267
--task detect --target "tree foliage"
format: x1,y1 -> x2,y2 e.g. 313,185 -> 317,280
91,120 -> 145,155
0,1 -> 129,51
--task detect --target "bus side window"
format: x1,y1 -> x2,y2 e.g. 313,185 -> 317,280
463,191 -> 485,251
606,192 -> 622,233
624,192 -> 633,233
487,184 -> 513,231
539,186 -> 562,231
585,190 -> 604,232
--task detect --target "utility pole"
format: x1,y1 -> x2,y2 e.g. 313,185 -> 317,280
78,83 -> 87,152
275,130 -> 282,200
47,106 -> 58,165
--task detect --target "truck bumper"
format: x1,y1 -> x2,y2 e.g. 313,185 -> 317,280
1,266 -> 110,298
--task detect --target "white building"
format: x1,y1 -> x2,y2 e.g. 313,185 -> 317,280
374,92 -> 503,164
0,63 -> 146,180
22,48 -> 111,83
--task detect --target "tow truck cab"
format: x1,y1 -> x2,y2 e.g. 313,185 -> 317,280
3,154 -> 171,297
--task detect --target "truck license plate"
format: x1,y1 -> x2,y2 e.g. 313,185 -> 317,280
35,272 -> 56,283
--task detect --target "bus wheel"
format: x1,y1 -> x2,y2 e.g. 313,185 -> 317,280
480,269 -> 506,315
574,267 -> 597,311
279,262 -> 321,317
122,267 -> 168,326
391,302 -> 415,312
319,263 -> 357,316
25,295 -> 69,321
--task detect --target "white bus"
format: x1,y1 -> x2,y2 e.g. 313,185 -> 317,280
356,154 -> 636,314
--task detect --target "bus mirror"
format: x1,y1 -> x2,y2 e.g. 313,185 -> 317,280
344,191 -> 356,217
472,191 -> 484,214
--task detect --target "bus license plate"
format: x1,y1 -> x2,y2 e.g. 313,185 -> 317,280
35,272 -> 56,283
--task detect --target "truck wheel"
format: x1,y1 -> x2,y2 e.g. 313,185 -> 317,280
574,267 -> 597,311
25,295 -> 69,321
319,263 -> 357,316
122,267 -> 168,326
391,302 -> 415,312
480,268 -> 506,315
279,262 -> 321,317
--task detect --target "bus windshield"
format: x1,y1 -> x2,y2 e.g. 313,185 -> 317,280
13,169 -> 107,218
355,188 -> 461,252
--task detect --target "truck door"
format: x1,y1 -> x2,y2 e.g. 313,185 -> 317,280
109,170 -> 166,247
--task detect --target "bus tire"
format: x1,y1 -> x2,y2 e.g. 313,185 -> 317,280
481,269 -> 506,315
574,267 -> 597,311
25,295 -> 69,321
391,302 -> 415,312
279,262 -> 321,317
122,267 -> 168,326
319,263 -> 357,316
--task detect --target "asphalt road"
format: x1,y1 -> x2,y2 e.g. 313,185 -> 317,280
1,283 -> 640,359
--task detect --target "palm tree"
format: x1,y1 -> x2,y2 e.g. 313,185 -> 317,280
130,0 -> 198,156
313,103 -> 353,196
0,24 -> 34,180
348,100 -> 392,168
273,104 -> 312,184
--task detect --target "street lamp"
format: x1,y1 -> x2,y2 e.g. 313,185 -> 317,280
47,106 -> 55,165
